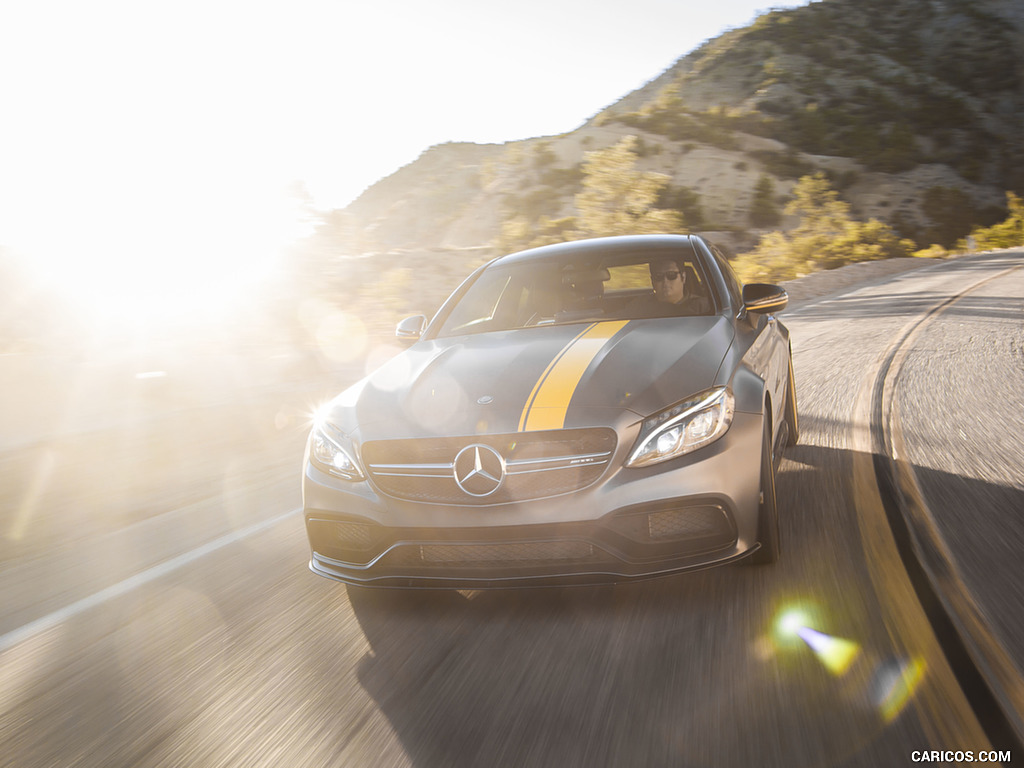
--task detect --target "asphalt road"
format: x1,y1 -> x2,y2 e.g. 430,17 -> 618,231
2,251 -> 1022,767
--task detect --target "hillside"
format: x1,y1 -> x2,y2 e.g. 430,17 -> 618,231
315,0 -> 1022,262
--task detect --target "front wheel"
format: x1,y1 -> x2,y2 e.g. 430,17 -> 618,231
748,416 -> 780,565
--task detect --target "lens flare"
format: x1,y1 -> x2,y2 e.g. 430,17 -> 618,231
367,346 -> 411,391
874,656 -> 926,722
772,604 -> 818,651
777,608 -> 813,639
769,605 -> 926,722
796,626 -> 861,676
772,605 -> 860,675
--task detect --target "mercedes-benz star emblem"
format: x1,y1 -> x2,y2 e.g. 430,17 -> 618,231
453,443 -> 506,497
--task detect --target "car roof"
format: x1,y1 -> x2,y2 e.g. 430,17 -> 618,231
493,234 -> 699,266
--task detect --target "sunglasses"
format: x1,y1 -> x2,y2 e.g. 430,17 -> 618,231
652,270 -> 681,283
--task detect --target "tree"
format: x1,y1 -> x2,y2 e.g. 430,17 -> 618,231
574,135 -> 686,237
749,175 -> 780,228
732,172 -> 913,282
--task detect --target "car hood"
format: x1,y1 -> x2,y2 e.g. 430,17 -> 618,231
324,317 -> 733,441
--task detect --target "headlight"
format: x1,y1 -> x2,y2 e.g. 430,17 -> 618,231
626,387 -> 734,468
310,423 -> 364,481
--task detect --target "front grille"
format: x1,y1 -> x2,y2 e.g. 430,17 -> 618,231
362,428 -> 616,505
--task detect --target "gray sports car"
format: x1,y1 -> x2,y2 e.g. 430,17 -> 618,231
303,234 -> 797,588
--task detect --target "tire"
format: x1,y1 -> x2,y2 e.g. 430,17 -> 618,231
749,416 -> 780,565
784,352 -> 799,447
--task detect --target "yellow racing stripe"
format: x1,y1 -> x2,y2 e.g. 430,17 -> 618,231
518,320 -> 629,431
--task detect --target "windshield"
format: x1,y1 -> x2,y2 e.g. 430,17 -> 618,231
435,247 -> 716,337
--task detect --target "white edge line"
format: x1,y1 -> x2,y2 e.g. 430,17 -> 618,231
0,507 -> 303,654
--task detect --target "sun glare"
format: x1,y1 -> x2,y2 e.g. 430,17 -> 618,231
0,0 -> 323,339
8,179 -> 310,335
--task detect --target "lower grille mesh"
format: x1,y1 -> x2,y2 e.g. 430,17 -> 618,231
418,540 -> 595,564
647,507 -> 732,540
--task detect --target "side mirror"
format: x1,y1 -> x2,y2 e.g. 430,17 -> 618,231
742,283 -> 788,314
395,314 -> 427,342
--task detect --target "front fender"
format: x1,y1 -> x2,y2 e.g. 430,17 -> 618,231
730,363 -> 768,416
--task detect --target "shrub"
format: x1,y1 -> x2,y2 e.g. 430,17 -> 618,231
732,173 -> 914,282
540,165 -> 585,190
657,185 -> 706,229
532,142 -> 558,169
749,149 -> 815,180
913,244 -> 948,258
962,192 -> 1024,250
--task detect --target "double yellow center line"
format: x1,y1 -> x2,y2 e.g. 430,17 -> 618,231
518,320 -> 629,432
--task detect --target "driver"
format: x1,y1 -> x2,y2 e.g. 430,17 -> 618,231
626,257 -> 712,317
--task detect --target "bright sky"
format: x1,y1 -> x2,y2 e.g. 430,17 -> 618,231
0,0 -> 807,326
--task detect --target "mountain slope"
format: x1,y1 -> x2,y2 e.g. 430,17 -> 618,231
319,0 -> 1024,257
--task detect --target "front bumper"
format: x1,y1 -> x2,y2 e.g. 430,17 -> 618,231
303,412 -> 763,588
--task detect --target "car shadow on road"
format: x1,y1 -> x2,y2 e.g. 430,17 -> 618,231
338,438 -> 1024,767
